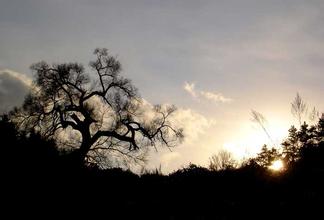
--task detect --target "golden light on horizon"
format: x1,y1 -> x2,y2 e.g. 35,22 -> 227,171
223,117 -> 289,161
269,159 -> 284,171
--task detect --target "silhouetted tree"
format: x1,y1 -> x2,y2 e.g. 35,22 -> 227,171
281,116 -> 324,166
309,107 -> 320,123
250,110 -> 275,146
209,150 -> 236,171
0,114 -> 61,174
291,93 -> 307,126
316,114 -> 324,143
282,126 -> 300,164
2,113 -> 324,219
295,116 -> 324,173
298,122 -> 317,148
12,48 -> 183,167
253,145 -> 281,167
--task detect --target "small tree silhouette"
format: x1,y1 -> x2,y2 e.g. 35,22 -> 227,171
209,150 -> 236,171
12,48 -> 183,167
282,126 -> 300,164
253,145 -> 281,168
317,114 -> 324,142
291,93 -> 307,126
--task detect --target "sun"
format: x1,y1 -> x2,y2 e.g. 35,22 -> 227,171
269,159 -> 284,171
222,117 -> 290,161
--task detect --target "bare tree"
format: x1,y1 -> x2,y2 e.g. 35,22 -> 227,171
250,110 -> 275,146
308,107 -> 320,123
209,150 -> 236,171
291,93 -> 307,126
12,48 -> 183,167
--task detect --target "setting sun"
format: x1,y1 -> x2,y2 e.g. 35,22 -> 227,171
223,118 -> 289,161
269,159 -> 284,171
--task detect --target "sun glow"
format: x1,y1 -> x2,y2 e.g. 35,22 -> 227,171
269,159 -> 284,171
223,116 -> 290,161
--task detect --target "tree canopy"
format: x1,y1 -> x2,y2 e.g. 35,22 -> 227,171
12,48 -> 183,167
250,115 -> 324,170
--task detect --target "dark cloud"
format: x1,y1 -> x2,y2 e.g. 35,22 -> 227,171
0,70 -> 31,113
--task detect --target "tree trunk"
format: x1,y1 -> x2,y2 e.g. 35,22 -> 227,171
76,139 -> 91,165
71,121 -> 96,165
71,129 -> 94,167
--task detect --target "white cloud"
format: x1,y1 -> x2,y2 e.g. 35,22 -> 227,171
147,106 -> 219,173
184,81 -> 197,97
183,81 -> 232,103
169,107 -> 216,142
200,91 -> 232,103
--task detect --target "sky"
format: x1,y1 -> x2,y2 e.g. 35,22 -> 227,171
1,0 -> 324,173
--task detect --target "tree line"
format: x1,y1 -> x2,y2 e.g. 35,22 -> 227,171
1,48 -> 324,219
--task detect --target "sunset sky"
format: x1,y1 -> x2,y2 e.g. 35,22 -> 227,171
1,0 -> 324,173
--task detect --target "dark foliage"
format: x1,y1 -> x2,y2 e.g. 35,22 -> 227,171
1,115 -> 324,219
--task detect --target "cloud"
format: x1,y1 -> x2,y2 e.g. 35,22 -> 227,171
0,69 -> 32,87
0,69 -> 32,113
184,82 -> 197,97
147,106 -> 218,173
184,81 -> 232,103
200,91 -> 232,103
169,107 -> 216,142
